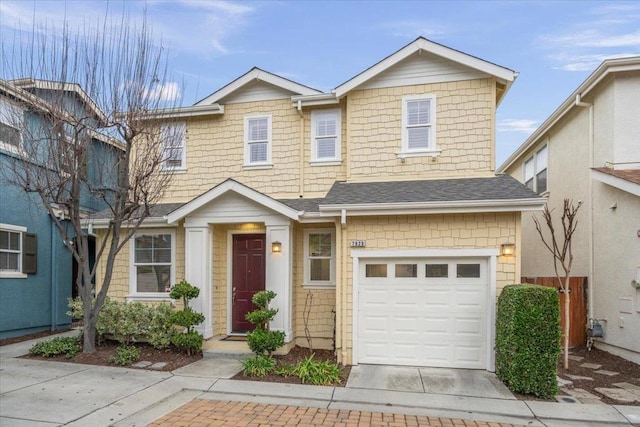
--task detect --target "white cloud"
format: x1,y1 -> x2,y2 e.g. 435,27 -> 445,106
537,3 -> 640,72
551,52 -> 640,72
497,119 -> 540,134
146,82 -> 181,102
0,1 -> 254,57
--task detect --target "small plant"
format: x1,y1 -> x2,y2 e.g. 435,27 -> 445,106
169,280 -> 204,355
275,362 -> 296,378
292,354 -> 342,385
246,291 -> 285,356
242,355 -> 276,377
29,336 -> 81,358
108,345 -> 141,366
171,331 -> 204,356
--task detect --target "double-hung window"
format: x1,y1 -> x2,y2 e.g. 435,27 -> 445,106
162,122 -> 186,170
244,115 -> 272,167
311,109 -> 341,163
0,224 -> 36,278
303,229 -> 335,287
0,98 -> 23,151
130,230 -> 174,296
401,94 -> 437,156
524,145 -> 548,194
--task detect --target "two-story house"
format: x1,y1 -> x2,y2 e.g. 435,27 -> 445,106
499,57 -> 640,363
91,37 -> 544,370
0,79 -> 120,339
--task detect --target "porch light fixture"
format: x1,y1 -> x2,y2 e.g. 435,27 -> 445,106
501,242 -> 515,256
271,241 -> 282,253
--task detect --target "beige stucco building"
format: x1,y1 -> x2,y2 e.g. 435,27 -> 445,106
93,38 -> 544,370
499,57 -> 640,363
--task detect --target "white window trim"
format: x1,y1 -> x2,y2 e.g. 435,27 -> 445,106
128,228 -> 176,299
0,98 -> 24,153
303,229 -> 336,288
0,223 -> 27,278
524,144 -> 548,194
310,109 -> 342,164
243,114 -> 273,168
161,122 -> 187,172
398,94 -> 439,158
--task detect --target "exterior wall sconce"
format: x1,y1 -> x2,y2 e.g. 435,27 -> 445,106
271,241 -> 282,253
501,242 -> 515,256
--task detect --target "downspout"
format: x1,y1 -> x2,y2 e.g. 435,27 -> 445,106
575,93 -> 594,320
50,218 -> 58,331
340,209 -> 348,364
297,100 -> 304,197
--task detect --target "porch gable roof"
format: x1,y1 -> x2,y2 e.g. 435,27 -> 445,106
165,178 -> 302,224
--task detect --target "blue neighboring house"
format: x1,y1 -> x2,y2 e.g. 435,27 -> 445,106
0,79 -> 120,339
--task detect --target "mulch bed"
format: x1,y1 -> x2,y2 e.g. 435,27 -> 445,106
22,339 -> 202,371
231,345 -> 351,386
0,329 -> 72,346
557,345 -> 640,405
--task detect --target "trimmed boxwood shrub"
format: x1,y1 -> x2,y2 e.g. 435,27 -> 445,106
495,284 -> 561,398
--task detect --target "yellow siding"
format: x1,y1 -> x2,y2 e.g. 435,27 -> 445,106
292,223 -> 337,350
347,79 -> 495,182
336,212 -> 519,364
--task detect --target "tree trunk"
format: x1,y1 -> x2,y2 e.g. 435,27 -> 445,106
563,276 -> 570,369
82,309 -> 97,353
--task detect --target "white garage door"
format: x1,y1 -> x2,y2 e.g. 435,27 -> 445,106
357,257 -> 488,369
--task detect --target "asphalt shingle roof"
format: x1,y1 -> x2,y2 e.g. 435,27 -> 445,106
91,175 -> 540,220
322,174 -> 541,205
91,202 -> 184,220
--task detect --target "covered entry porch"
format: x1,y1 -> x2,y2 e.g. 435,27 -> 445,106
166,180 -> 299,343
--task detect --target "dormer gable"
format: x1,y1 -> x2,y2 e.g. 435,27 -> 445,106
333,37 -> 518,105
195,67 -> 322,106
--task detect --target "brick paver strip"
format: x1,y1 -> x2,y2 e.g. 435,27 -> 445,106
149,399 -> 523,427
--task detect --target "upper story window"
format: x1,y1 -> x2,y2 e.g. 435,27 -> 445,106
400,94 -> 437,157
130,230 -> 175,297
524,145 -> 548,194
244,115 -> 272,167
162,122 -> 186,170
311,109 -> 341,164
303,229 -> 336,287
0,98 -> 23,151
0,224 -> 36,278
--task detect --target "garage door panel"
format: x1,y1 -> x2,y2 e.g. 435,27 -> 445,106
455,318 -> 482,335
424,290 -> 450,307
358,257 -> 488,369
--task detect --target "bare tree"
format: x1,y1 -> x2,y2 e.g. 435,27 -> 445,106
533,199 -> 582,369
1,13 -> 182,352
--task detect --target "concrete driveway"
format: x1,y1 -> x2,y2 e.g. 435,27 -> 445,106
347,365 -> 515,399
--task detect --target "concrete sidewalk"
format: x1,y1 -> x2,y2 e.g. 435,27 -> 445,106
1,333 -> 639,426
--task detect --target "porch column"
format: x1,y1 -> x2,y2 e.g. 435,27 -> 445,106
184,224 -> 213,339
265,222 -> 293,341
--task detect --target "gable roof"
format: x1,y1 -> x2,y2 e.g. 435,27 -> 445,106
195,67 -> 322,106
498,56 -> 640,173
592,167 -> 640,197
10,78 -> 108,126
166,178 -> 301,223
333,37 -> 518,99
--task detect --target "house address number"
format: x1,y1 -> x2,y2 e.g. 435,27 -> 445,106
350,240 -> 366,247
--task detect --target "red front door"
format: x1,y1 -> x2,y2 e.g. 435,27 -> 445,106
232,234 -> 266,332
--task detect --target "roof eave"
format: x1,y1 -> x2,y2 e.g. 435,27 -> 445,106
318,198 -> 546,216
498,57 -> 640,173
334,37 -> 517,99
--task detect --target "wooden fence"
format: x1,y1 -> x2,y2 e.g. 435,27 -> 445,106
521,277 -> 588,347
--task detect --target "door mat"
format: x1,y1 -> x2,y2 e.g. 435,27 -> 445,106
220,335 -> 247,342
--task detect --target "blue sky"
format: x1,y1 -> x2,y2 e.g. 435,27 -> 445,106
1,1 -> 639,165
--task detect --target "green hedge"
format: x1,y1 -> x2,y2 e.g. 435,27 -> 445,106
495,284 -> 561,398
